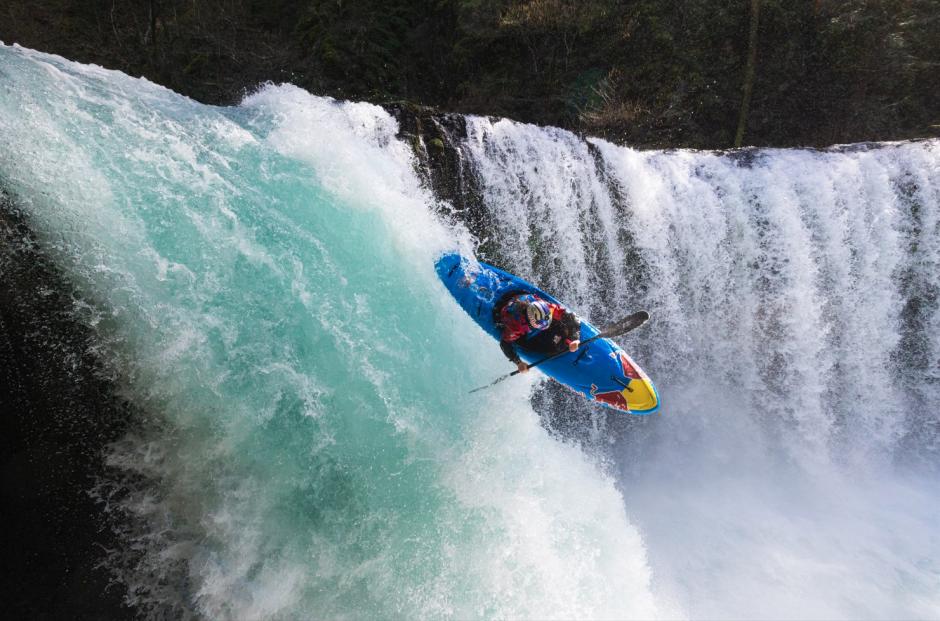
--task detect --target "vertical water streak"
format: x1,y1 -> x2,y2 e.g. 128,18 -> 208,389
892,141 -> 940,461
463,117 -> 622,317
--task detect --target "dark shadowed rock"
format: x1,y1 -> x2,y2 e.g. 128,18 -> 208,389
0,192 -> 137,620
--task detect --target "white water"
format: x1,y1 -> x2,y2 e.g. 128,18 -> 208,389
463,117 -> 940,619
2,43 -> 939,619
0,44 -> 657,620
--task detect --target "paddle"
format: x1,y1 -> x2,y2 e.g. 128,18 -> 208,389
469,310 -> 650,394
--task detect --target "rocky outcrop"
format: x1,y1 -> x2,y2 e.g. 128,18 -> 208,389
0,192 -> 136,619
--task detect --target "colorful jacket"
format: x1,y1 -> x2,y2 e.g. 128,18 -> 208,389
497,294 -> 581,363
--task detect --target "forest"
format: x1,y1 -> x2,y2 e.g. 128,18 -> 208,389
2,0 -> 938,148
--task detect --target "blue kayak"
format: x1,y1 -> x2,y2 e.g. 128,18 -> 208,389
436,252 -> 660,414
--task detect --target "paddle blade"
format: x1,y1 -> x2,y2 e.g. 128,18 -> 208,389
600,310 -> 650,338
468,369 -> 518,393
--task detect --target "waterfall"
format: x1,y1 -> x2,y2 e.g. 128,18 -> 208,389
2,43 -> 939,620
0,44 -> 656,620
452,116 -> 940,619
457,116 -> 939,465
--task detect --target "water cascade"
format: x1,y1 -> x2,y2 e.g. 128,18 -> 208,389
1,44 -> 938,619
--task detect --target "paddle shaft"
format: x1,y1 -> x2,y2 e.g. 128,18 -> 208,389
514,331 -> 604,374
468,311 -> 649,394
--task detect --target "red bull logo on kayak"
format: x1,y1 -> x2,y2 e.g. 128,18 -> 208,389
590,383 -> 631,412
611,350 -> 642,380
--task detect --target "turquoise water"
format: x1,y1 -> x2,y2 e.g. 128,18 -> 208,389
0,44 -> 657,619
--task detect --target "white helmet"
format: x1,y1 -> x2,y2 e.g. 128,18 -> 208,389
526,299 -> 552,330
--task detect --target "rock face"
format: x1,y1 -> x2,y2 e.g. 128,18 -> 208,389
0,194 -> 135,619
388,103 -> 511,260
388,104 -> 481,218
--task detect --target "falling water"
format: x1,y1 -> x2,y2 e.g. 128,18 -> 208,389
2,43 -> 939,619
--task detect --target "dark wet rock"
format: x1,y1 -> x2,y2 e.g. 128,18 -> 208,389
0,191 -> 137,620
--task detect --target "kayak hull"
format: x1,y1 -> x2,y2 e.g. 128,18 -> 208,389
435,253 -> 660,415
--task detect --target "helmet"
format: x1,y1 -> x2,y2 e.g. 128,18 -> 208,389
526,299 -> 552,330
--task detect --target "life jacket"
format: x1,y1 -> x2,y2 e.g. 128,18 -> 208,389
499,294 -> 566,342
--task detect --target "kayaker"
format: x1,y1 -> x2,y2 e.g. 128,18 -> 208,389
496,293 -> 581,374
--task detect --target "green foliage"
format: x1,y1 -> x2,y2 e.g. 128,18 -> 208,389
0,0 -> 936,146
294,0 -> 457,101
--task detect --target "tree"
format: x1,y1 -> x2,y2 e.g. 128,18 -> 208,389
735,0 -> 760,147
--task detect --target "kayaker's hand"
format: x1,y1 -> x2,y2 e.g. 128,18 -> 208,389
516,361 -> 529,374
568,339 -> 580,352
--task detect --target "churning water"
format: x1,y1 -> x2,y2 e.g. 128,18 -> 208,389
1,43 -> 938,619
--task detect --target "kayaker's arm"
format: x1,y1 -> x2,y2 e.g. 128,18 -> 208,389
499,339 -> 520,363
560,311 -> 581,351
500,338 -> 529,373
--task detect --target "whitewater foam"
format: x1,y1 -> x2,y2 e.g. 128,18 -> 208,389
1,44 -> 660,620
460,116 -> 940,619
